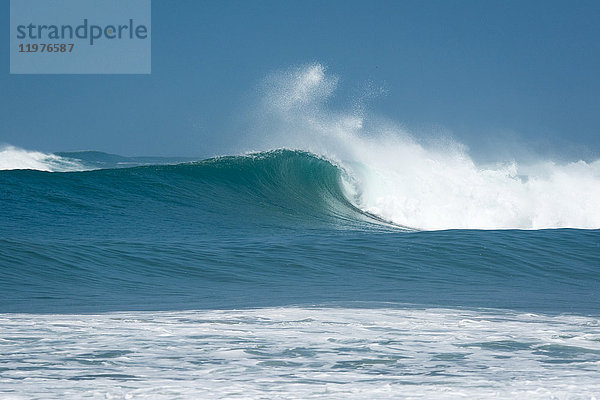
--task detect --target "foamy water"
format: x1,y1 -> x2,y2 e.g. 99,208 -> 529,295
0,146 -> 85,172
1,306 -> 599,399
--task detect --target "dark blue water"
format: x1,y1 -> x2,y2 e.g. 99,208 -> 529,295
1,150 -> 599,314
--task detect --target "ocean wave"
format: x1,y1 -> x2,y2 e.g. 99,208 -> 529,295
0,149 -> 396,231
3,64 -> 600,230
2,145 -> 600,230
0,145 -> 86,172
239,63 -> 600,230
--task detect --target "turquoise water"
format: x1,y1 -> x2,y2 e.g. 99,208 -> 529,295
1,149 -> 599,398
2,149 -> 598,314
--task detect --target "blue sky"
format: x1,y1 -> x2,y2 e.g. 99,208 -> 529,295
1,0 -> 599,159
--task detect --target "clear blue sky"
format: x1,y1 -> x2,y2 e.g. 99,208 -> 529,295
2,0 -> 599,159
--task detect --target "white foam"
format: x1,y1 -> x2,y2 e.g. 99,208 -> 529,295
0,145 -> 85,172
348,141 -> 600,230
246,63 -> 600,230
1,306 -> 599,399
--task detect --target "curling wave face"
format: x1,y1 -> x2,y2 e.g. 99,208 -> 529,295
0,149 -> 396,235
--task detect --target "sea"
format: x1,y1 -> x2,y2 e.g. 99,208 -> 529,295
1,64 -> 600,399
0,144 -> 599,399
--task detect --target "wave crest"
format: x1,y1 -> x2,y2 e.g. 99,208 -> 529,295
0,145 -> 85,172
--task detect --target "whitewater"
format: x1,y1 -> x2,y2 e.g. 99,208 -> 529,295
1,64 -> 599,399
2,307 -> 600,399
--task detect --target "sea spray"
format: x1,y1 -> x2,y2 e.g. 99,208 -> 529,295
243,63 -> 600,230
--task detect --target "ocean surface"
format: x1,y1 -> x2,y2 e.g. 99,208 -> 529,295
1,146 -> 599,399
